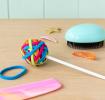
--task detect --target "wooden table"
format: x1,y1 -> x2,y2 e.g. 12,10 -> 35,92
0,19 -> 105,100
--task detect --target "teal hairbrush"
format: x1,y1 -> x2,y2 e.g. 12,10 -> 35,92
65,24 -> 105,49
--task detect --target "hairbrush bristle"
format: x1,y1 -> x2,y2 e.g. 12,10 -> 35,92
67,41 -> 104,49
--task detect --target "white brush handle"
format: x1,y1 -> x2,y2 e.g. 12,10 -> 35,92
47,56 -> 105,80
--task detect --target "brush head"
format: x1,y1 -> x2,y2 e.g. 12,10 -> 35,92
65,24 -> 105,49
67,41 -> 104,49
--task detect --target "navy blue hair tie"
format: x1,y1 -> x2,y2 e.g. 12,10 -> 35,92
0,65 -> 27,80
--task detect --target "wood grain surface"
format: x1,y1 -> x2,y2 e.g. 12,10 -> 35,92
0,19 -> 105,100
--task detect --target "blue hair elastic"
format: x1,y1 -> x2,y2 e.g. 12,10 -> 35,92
22,41 -> 44,59
0,65 -> 27,80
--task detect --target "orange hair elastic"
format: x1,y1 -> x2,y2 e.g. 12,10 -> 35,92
72,51 -> 96,60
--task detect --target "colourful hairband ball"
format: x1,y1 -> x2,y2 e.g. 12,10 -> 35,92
21,39 -> 48,66
21,38 -> 105,80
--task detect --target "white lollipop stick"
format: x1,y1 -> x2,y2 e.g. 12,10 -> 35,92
47,56 -> 105,80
